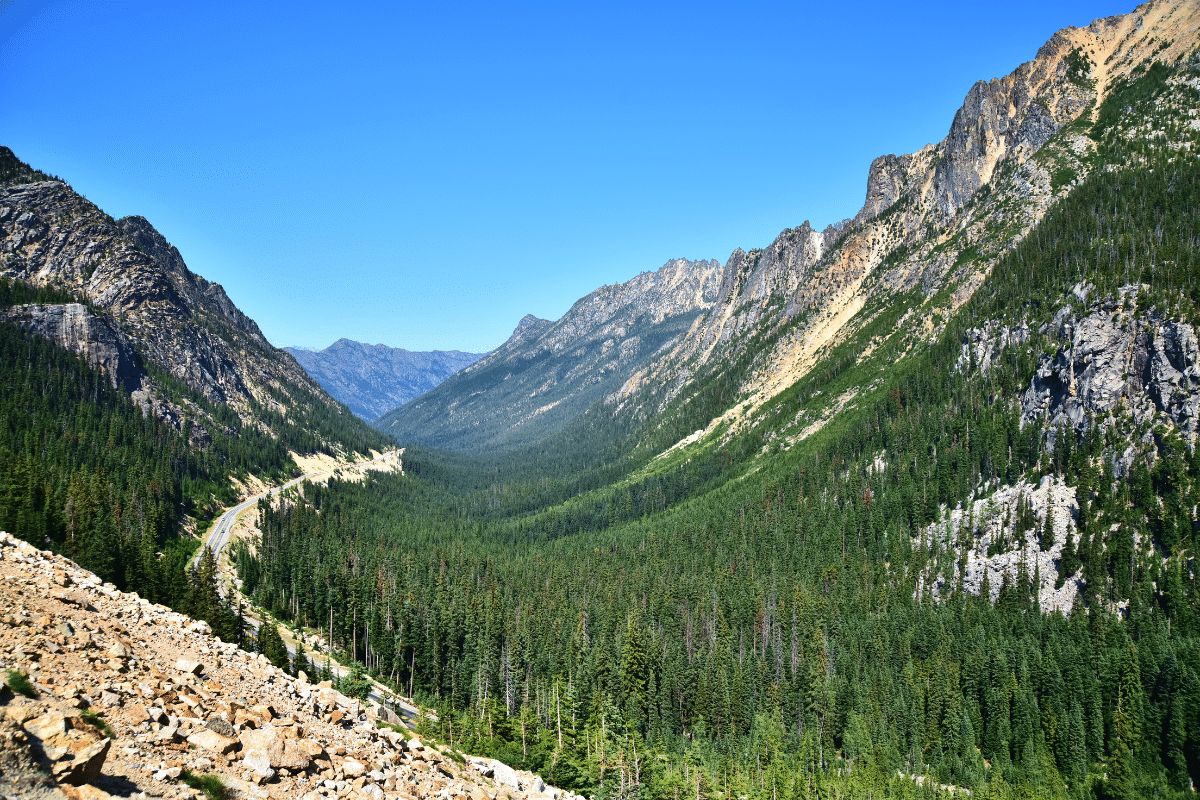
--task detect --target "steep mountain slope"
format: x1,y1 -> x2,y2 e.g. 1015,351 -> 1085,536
240,2 -> 1200,798
618,0 -> 1200,453
378,0 -> 1200,473
286,340 -> 482,420
0,146 -> 380,456
378,258 -> 721,451
0,530 -> 577,800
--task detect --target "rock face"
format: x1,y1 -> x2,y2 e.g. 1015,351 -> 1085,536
613,0 -> 1200,448
0,530 -> 580,800
379,258 -> 722,450
916,476 -> 1082,614
1021,286 -> 1200,444
286,340 -> 482,421
956,319 -> 1032,375
0,148 -> 360,445
2,302 -> 144,394
1,301 -> 193,434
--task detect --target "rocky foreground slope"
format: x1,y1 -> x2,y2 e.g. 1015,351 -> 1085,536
0,531 -> 577,800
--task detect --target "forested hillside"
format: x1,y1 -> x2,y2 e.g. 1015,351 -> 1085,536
236,7 -> 1200,800
0,149 -> 388,630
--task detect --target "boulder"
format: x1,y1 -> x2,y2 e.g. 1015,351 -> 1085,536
24,710 -> 70,741
205,716 -> 236,738
239,725 -> 313,772
53,736 -> 110,785
174,657 -> 203,675
187,728 -> 238,755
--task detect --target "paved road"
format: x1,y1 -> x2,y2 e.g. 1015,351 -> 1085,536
191,475 -> 309,569
192,451 -> 420,725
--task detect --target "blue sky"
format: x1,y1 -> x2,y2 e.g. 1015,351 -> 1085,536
1,1 -> 1132,352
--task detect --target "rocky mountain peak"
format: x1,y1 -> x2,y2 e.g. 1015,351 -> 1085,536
616,0 -> 1200,446
512,313 -> 551,338
0,155 -> 357,443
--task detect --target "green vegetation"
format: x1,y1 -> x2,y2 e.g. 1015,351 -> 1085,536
237,63 -> 1200,800
4,670 -> 37,699
0,285 -> 274,639
1049,165 -> 1077,192
0,145 -> 53,185
180,770 -> 228,800
79,709 -> 115,738
336,664 -> 374,701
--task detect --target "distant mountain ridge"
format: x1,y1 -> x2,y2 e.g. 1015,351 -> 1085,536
286,339 -> 482,420
378,257 -> 722,450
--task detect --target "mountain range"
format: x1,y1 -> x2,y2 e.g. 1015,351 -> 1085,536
377,257 -> 722,450
382,0 -> 1200,465
2,1 -> 1200,799
285,340 -> 482,421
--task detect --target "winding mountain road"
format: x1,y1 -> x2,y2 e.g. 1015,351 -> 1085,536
191,473 -> 311,569
193,450 -> 419,724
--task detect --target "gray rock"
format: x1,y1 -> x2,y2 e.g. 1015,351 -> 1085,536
957,320 -> 1031,374
1,303 -> 143,394
205,716 -> 236,738
1021,286 -> 1200,446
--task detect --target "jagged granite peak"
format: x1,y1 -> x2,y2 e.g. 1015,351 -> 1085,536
0,152 -> 363,447
616,0 -> 1200,450
512,313 -> 551,339
860,0 -> 1199,224
378,257 -> 722,450
285,339 -> 483,421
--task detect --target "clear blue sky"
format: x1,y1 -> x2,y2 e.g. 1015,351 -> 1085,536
1,1 -> 1132,352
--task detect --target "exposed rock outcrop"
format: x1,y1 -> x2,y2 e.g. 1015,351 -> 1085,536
1,301 -> 194,435
2,302 -> 144,394
916,475 -> 1082,614
956,319 -> 1032,374
1021,286 -> 1200,444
